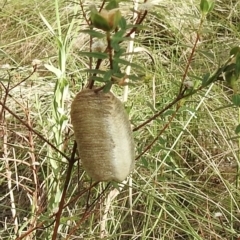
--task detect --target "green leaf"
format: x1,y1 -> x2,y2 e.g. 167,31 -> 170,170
232,94 -> 240,106
111,41 -> 121,51
103,70 -> 113,82
83,69 -> 106,75
112,10 -> 122,29
92,13 -> 112,31
80,29 -> 105,38
91,76 -> 107,82
111,30 -> 125,43
40,12 -> 55,35
200,0 -> 209,13
235,53 -> 240,77
114,47 -> 125,57
119,17 -> 127,30
224,63 -> 236,73
80,51 -> 108,59
112,59 -> 120,73
201,72 -> 210,86
113,57 -> 143,70
90,6 -> 112,31
103,81 -> 113,92
235,124 -> 240,134
106,0 -> 119,10
44,64 -> 62,78
230,46 -> 240,56
208,1 -> 215,12
200,0 -> 213,14
225,73 -> 238,93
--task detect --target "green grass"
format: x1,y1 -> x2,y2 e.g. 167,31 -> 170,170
0,0 -> 240,239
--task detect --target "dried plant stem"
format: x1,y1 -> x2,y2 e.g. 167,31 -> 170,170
0,101 -> 70,161
65,183 -> 110,240
25,102 -> 39,236
63,181 -> 99,209
123,0 -> 139,102
100,180 -> 130,238
3,119 -> 18,233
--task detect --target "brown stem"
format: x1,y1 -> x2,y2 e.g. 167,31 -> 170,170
178,32 -> 200,94
133,94 -> 183,132
79,0 -> 90,26
87,58 -> 103,89
52,141 -> 78,240
63,181 -> 99,209
16,221 -> 46,240
106,31 -> 113,70
125,10 -> 148,38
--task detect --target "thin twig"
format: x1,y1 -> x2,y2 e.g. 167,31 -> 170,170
178,32 -> 200,94
9,65 -> 37,91
133,94 -> 183,132
65,182 -> 110,240
79,0 -> 90,26
63,181 -> 99,209
26,101 -> 39,236
52,141 -> 78,240
135,103 -> 181,161
0,102 -> 70,161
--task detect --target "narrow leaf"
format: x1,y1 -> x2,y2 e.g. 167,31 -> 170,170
235,53 -> 240,77
80,29 -> 105,38
103,70 -> 113,82
200,0 -> 209,14
235,124 -> 240,134
40,13 -> 55,35
232,94 -> 240,106
119,17 -> 127,30
44,64 -> 62,78
91,76 -> 107,82
80,51 -> 108,59
103,82 -> 113,92
113,57 -> 143,70
106,0 -> 119,10
230,46 -> 240,56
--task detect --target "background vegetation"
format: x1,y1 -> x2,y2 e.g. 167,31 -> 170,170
0,0 -> 240,239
